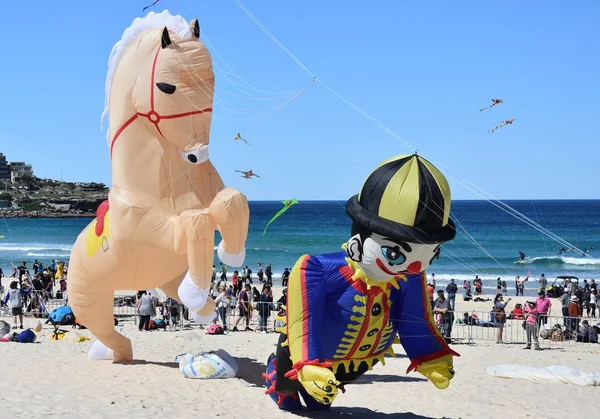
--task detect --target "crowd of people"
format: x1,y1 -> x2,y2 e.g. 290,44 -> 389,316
0,259 -> 69,330
426,272 -> 599,348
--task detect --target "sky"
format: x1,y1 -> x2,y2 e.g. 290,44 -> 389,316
0,0 -> 598,201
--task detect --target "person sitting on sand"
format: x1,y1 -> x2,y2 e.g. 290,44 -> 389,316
463,289 -> 473,301
577,320 -> 598,343
433,290 -> 450,338
508,303 -> 524,320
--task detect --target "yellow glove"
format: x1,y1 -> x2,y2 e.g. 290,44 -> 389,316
297,365 -> 341,405
415,355 -> 455,389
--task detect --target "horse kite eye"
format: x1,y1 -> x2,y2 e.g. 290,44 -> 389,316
156,82 -> 176,94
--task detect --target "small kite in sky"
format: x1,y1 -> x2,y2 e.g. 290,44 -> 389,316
234,133 -> 250,145
478,99 -> 503,112
489,119 -> 515,134
236,170 -> 261,179
263,199 -> 299,237
142,0 -> 161,12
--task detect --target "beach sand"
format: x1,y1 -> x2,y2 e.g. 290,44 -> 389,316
1,288 -> 598,419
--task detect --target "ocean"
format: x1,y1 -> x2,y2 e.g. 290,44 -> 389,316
1,200 -> 599,294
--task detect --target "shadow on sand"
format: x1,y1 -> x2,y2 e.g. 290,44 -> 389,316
236,357 -> 268,387
355,374 -> 426,384
292,408 -> 450,418
114,360 -> 179,368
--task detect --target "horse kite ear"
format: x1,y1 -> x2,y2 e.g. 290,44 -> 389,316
190,19 -> 200,40
161,27 -> 172,49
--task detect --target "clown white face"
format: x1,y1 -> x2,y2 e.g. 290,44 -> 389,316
346,233 -> 441,282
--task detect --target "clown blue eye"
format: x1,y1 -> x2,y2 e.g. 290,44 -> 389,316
381,246 -> 406,265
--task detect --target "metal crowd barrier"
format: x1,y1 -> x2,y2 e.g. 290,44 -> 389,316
2,289 -> 598,347
447,310 -> 598,347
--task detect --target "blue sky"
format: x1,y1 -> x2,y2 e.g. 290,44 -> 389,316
0,0 -> 598,201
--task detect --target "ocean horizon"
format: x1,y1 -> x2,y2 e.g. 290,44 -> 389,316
1,199 -> 598,294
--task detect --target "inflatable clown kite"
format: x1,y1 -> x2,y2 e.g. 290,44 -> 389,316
263,153 -> 459,410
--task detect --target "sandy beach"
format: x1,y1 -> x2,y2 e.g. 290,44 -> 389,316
1,286 -> 598,419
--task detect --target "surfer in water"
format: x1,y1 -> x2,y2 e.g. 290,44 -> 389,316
519,251 -> 526,261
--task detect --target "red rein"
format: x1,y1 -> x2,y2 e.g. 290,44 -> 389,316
109,45 -> 212,158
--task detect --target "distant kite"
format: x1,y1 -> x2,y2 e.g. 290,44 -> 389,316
479,99 -> 503,112
263,199 -> 299,237
235,133 -> 250,145
0,236 -> 4,239
142,0 -> 161,12
236,170 -> 261,179
489,119 -> 515,134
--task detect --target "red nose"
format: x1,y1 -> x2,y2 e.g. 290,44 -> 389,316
406,261 -> 422,274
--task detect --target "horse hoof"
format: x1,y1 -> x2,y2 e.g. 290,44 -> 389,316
191,311 -> 216,325
217,241 -> 245,267
88,339 -> 112,360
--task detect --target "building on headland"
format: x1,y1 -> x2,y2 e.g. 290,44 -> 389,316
9,162 -> 34,183
0,153 -> 10,183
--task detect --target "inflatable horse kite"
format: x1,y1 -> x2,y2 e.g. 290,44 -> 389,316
264,154 -> 459,410
68,11 -> 249,362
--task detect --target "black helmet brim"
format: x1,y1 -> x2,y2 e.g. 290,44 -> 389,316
346,194 -> 456,244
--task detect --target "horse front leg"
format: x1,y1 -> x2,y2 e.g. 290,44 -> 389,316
177,210 -> 217,324
209,186 -> 249,267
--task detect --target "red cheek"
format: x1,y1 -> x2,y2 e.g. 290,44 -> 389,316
406,261 -> 422,274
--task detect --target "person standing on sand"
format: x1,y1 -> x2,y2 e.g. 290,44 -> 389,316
265,264 -> 273,286
567,296 -> 581,331
515,276 -> 520,296
496,277 -> 502,294
523,301 -> 540,350
214,286 -> 230,331
536,274 -> 548,293
445,279 -> 458,312
494,293 -> 510,344
535,291 -> 551,328
4,281 -> 24,329
233,284 -> 252,332
220,263 -> 228,282
281,268 -> 290,287
137,292 -> 155,331
257,263 -> 264,283
589,290 -> 597,318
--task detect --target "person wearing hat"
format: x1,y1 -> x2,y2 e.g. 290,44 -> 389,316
567,295 -> 581,331
263,154 -> 459,411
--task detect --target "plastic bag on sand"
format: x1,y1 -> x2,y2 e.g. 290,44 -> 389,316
175,349 -> 238,379
33,320 -> 43,333
487,364 -> 600,386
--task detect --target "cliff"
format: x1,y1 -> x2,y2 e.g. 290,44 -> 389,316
0,177 -> 108,218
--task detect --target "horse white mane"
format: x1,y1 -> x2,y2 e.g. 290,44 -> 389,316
101,10 -> 193,140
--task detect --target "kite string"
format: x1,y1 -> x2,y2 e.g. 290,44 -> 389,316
230,0 -> 599,261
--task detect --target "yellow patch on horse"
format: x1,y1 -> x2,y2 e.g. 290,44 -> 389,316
85,211 -> 110,258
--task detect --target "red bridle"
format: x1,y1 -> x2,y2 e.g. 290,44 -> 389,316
109,45 -> 213,158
